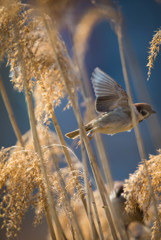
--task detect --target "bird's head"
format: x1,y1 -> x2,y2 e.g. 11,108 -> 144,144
135,103 -> 156,120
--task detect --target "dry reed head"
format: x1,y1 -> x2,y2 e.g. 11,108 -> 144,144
74,5 -> 120,65
0,146 -> 45,238
0,1 -> 79,126
47,184 -> 150,240
0,126 -> 84,238
34,0 -> 77,27
124,150 -> 161,239
16,125 -> 63,161
48,189 -> 113,240
147,29 -> 161,80
0,147 -> 84,237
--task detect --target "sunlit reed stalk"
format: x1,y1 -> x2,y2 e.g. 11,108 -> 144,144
73,46 -> 117,239
0,72 -> 57,239
66,27 -> 100,238
0,75 -> 24,148
35,4 -> 100,236
19,68 -> 63,240
74,45 -> 113,192
43,16 -> 120,240
44,142 -> 99,238
49,152 -> 84,240
72,6 -> 128,239
74,35 -> 128,240
50,111 -> 87,208
116,24 -> 161,233
14,24 -> 67,240
80,137 -> 98,240
72,5 -> 123,193
21,65 -> 65,240
45,206 -> 58,240
123,32 -> 161,149
89,184 -> 104,240
26,44 -> 88,216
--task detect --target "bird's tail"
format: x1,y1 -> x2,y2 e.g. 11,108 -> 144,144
65,129 -> 80,139
65,123 -> 93,139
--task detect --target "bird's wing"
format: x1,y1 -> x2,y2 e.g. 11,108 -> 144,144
91,67 -> 128,112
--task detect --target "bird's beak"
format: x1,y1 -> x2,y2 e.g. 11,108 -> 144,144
152,109 -> 156,114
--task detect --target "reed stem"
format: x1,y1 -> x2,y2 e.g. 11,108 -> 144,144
51,111 -> 87,210
51,153 -> 84,240
45,206 -> 57,240
25,40 -> 88,218
14,23 -> 66,240
81,138 -> 98,239
0,75 -> 24,148
23,89 -> 64,240
72,11 -> 127,238
117,24 -> 161,232
74,48 -> 114,192
89,184 -> 105,240
43,17 -> 119,240
0,68 -> 57,240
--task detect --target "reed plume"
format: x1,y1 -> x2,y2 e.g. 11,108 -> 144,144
124,150 -> 161,239
0,0 -> 78,127
147,29 -> 161,80
0,127 -> 84,238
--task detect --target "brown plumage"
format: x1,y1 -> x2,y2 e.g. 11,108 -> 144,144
66,68 -> 156,139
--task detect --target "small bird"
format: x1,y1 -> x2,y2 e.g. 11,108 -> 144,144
66,68 -> 156,139
110,182 -> 143,228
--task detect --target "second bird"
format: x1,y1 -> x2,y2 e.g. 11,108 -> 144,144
66,68 -> 156,139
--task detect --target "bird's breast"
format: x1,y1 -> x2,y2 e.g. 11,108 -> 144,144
94,108 -> 135,134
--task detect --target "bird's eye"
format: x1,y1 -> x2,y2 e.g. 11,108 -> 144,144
140,109 -> 148,116
115,186 -> 124,198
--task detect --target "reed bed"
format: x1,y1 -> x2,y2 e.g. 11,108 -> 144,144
0,1 -> 160,239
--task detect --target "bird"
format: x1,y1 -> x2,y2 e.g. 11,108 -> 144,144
65,67 -> 156,139
109,182 -> 151,239
110,182 -> 144,228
